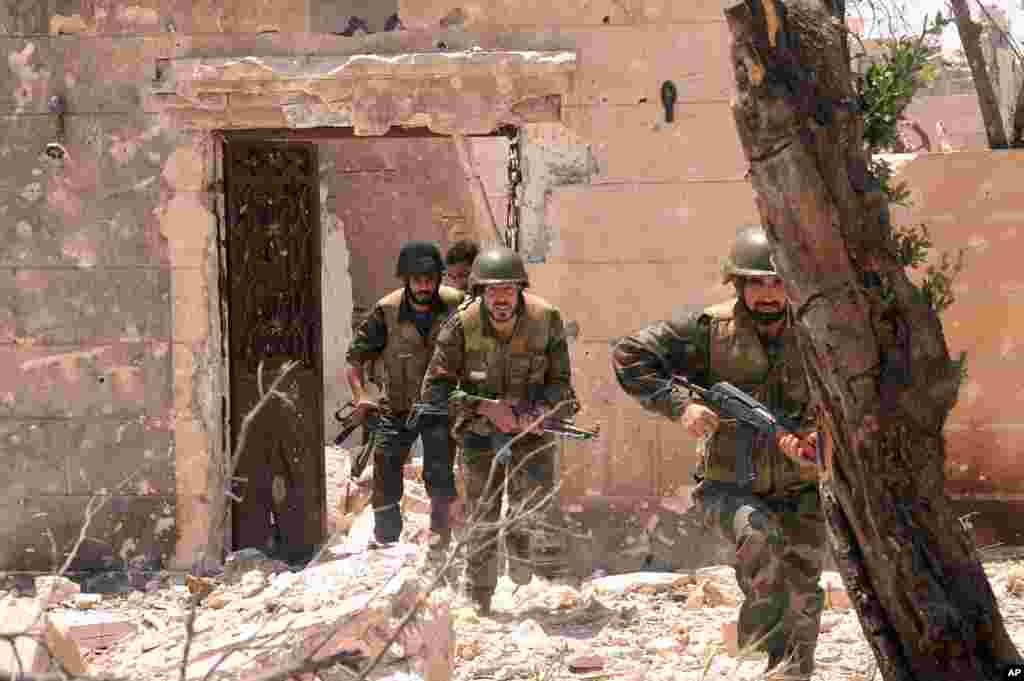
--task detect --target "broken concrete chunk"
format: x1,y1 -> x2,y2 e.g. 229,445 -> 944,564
720,620 -> 740,657
222,548 -> 290,583
204,590 -> 238,610
34,576 -> 80,606
185,574 -> 216,600
591,572 -> 690,595
52,610 -> 137,650
71,593 -> 103,609
686,578 -> 737,608
0,599 -> 89,674
1006,565 -> 1024,595
645,636 -> 684,654
820,571 -> 852,609
239,570 -> 268,598
509,619 -> 551,648
567,653 -> 606,672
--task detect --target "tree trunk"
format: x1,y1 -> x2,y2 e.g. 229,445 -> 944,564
1010,74 -> 1024,147
722,0 -> 1023,679
948,0 -> 1009,149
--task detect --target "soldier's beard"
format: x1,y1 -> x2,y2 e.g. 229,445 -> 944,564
407,285 -> 437,306
487,304 -> 516,322
747,303 -> 786,324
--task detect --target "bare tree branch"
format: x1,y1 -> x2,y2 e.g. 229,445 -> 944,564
949,0 -> 1010,147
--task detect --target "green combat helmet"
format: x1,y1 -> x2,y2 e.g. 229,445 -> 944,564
722,224 -> 777,285
468,245 -> 529,293
396,240 -> 445,278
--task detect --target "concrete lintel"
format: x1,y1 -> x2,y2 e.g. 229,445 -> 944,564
151,49 -> 577,135
157,49 -> 578,84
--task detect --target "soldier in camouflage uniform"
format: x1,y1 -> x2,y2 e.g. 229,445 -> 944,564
611,225 -> 826,679
421,245 -> 579,614
345,241 -> 465,550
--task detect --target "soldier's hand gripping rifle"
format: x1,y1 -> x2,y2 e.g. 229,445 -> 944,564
333,401 -> 379,480
407,399 -> 600,464
508,401 -> 601,441
671,375 -> 818,492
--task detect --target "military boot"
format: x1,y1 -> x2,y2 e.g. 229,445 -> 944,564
373,505 -> 402,545
426,496 -> 455,577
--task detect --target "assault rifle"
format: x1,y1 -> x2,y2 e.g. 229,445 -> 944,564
406,399 -> 600,462
333,401 -> 379,480
671,375 -> 817,492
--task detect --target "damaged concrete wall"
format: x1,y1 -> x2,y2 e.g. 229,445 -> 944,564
0,66 -> 220,570
890,151 -> 1024,501
0,0 -> 768,569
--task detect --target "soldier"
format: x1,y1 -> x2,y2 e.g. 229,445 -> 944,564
610,225 -> 825,680
421,245 -> 579,614
443,239 -> 479,293
344,241 -> 464,551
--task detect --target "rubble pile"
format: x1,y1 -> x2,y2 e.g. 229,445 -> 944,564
6,543 -> 1024,681
2,448 -> 1024,680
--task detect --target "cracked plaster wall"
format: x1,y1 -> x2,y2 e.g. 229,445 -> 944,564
11,0 -> 1018,571
0,0 -> 764,571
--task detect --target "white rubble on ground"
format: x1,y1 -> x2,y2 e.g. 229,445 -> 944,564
5,444 -> 1024,681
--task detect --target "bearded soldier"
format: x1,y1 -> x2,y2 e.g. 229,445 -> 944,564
420,245 -> 579,614
611,225 -> 825,680
345,241 -> 464,552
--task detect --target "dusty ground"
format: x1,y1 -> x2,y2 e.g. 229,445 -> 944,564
18,551 -> 1024,681
6,445 -> 1024,681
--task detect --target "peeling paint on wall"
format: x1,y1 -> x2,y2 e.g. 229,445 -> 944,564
518,122 -> 597,260
320,168 -> 356,435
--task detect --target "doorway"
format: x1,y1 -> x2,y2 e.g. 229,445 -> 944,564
224,140 -> 325,562
222,127 -> 516,557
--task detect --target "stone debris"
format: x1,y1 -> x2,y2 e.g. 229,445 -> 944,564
1007,565 -> 1024,595
821,571 -> 852,609
0,598 -> 90,675
7,454 -> 1023,681
9,551 -> 1024,681
35,575 -> 80,606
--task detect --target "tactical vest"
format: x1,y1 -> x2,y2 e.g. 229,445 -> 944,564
699,299 -> 819,495
457,294 -> 554,432
377,285 -> 464,412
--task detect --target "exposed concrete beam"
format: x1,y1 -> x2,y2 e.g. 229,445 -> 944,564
149,49 -> 577,136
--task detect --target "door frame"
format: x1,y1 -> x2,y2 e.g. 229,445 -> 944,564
220,139 -> 325,555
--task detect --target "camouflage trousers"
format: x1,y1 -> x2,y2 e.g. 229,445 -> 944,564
461,432 -> 569,596
692,480 -> 827,678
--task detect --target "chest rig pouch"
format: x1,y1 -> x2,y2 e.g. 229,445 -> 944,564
378,286 -> 463,413
699,300 -> 817,495
459,294 -> 552,438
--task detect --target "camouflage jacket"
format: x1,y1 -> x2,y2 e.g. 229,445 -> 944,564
421,293 -> 578,439
611,298 -> 818,496
345,285 -> 465,413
